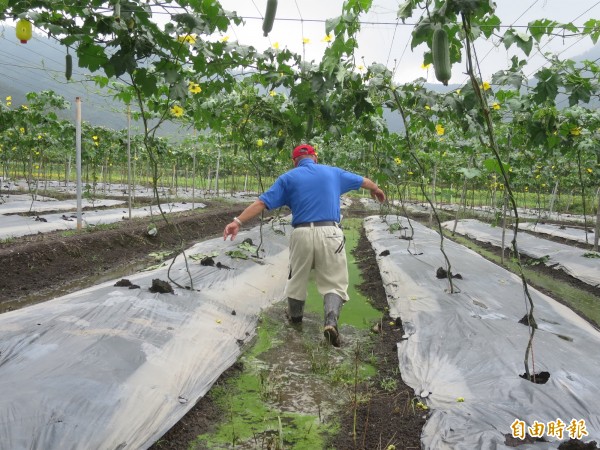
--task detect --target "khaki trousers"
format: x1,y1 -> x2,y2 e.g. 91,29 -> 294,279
284,224 -> 349,302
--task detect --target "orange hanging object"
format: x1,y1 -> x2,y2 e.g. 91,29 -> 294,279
16,19 -> 32,44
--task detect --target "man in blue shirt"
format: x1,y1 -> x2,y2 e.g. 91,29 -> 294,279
223,144 -> 385,347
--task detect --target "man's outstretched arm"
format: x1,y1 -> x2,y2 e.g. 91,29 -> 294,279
223,199 -> 267,240
361,177 -> 386,203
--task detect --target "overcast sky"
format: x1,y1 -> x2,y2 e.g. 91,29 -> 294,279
216,0 -> 600,85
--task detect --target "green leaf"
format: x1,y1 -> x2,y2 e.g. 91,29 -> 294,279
532,68 -> 560,104
483,158 -> 509,176
583,252 -> 600,259
528,19 -> 557,42
411,17 -> 433,50
77,40 -> 107,72
479,14 -> 500,39
397,0 -> 414,22
583,19 -> 600,44
502,29 -> 532,55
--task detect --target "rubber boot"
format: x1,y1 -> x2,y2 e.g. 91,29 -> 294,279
287,298 -> 304,327
323,293 -> 343,347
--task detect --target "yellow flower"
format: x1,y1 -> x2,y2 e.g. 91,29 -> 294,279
492,102 -> 500,110
570,126 -> 581,136
278,130 -> 283,137
189,82 -> 202,94
257,139 -> 264,147
19,127 -> 25,134
425,105 -> 430,110
92,135 -> 99,141
273,42 -> 280,49
5,96 -> 11,101
357,65 -> 365,71
221,35 -> 229,42
421,62 -> 432,69
587,168 -> 593,173
435,123 -> 445,136
6,101 -> 11,106
170,105 -> 184,117
408,171 -> 414,175
37,135 -> 42,140
21,105 -> 28,110
177,34 -> 196,44
269,90 -> 276,97
302,37 -> 310,44
524,186 -> 529,191
535,174 -> 540,179
322,34 -> 333,43
394,157 -> 402,165
456,89 -> 461,95
456,397 -> 465,402
482,81 -> 491,91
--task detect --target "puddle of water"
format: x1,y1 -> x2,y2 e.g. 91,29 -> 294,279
304,219 -> 382,330
193,218 -> 381,449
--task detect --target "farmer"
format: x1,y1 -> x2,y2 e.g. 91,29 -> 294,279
223,144 -> 385,347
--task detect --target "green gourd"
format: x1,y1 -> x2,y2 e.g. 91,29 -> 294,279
262,0 -> 278,37
432,28 -> 451,86
65,53 -> 72,81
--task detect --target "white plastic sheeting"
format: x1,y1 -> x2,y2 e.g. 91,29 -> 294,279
398,201 -> 596,225
441,219 -> 600,288
0,202 -> 206,239
0,197 -> 123,215
364,215 -> 600,450
0,221 -> 291,449
2,179 -> 263,201
519,222 -> 596,246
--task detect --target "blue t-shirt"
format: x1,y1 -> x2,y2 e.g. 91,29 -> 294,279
259,159 -> 363,226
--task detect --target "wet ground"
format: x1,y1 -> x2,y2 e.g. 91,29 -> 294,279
151,219 -> 427,449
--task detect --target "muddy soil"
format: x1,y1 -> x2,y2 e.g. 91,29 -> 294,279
151,220 -> 427,450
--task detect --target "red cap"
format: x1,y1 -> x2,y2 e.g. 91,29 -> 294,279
292,144 -> 317,159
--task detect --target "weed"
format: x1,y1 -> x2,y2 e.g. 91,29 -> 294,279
582,252 -> 600,259
523,255 -> 550,266
380,376 -> 398,392
0,237 -> 15,244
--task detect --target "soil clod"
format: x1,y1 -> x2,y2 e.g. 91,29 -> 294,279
200,256 -> 215,266
436,267 -> 463,279
149,278 -> 174,294
518,313 -> 538,329
114,279 -> 133,287
519,371 -> 550,384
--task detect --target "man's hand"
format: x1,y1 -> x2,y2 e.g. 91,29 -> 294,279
371,187 -> 386,203
223,221 -> 240,240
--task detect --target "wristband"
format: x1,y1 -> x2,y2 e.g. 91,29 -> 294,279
233,217 -> 243,226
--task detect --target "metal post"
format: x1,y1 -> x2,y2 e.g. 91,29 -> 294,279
127,104 -> 132,220
75,97 -> 82,230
